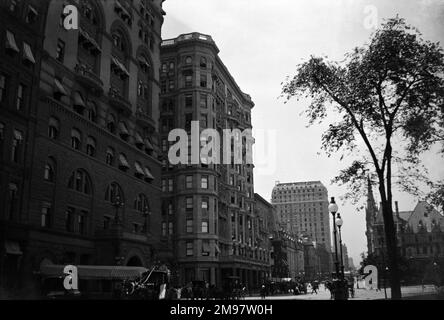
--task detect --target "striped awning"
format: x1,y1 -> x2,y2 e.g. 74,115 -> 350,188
135,132 -> 144,146
137,56 -> 150,69
135,162 -> 145,176
6,30 -> 19,52
119,154 -> 130,168
79,27 -> 102,53
54,79 -> 68,96
40,264 -> 148,280
23,42 -> 36,64
144,167 -> 154,181
144,138 -> 154,151
111,56 -> 130,77
119,122 -> 129,136
73,91 -> 86,108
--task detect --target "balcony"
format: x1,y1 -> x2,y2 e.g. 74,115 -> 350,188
108,87 -> 132,115
136,109 -> 156,129
75,63 -> 103,95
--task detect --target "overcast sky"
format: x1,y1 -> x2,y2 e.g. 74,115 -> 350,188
161,0 -> 444,265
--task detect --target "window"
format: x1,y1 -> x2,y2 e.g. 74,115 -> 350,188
186,175 -> 193,189
200,57 -> 207,69
71,129 -> 81,150
201,176 -> 208,189
65,207 -> 74,232
202,240 -> 210,256
186,219 -> 193,233
202,221 -> 209,233
105,182 -> 124,203
161,80 -> 167,93
202,198 -> 209,210
106,147 -> 115,165
161,222 -> 167,236
7,183 -> 18,220
9,0 -> 18,12
107,114 -> 116,133
15,84 -> 25,111
48,117 -> 59,139
44,158 -> 56,182
161,179 -> 166,192
161,63 -> 167,73
86,136 -> 96,157
185,94 -> 193,108
68,169 -> 91,195
168,222 -> 173,235
200,74 -> 207,88
186,197 -> 193,211
41,204 -> 52,228
11,130 -> 23,163
55,39 -> 65,62
78,212 -> 86,235
185,56 -> 192,65
119,121 -> 129,141
186,241 -> 193,256
168,202 -> 174,215
200,114 -> 207,128
118,153 -> 129,172
0,75 -> 7,103
134,194 -> 149,213
200,94 -> 207,108
87,102 -> 97,122
185,75 -> 192,88
168,80 -> 175,91
103,216 -> 112,230
168,178 -> 174,192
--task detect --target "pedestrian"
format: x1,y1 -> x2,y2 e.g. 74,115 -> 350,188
260,284 -> 266,299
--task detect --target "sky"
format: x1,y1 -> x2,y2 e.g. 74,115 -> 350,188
161,0 -> 444,265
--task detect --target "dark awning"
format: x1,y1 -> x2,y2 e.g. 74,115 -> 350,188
40,265 -> 148,280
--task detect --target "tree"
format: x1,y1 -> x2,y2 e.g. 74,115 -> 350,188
281,17 -> 444,299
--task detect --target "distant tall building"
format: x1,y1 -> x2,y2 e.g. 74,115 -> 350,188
271,181 -> 332,252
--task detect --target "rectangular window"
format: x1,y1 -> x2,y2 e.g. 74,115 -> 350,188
16,84 -> 25,110
56,39 -> 65,63
161,80 -> 167,93
201,176 -> 208,189
200,94 -> 207,108
168,80 -> 175,91
186,197 -> 193,210
168,202 -> 173,215
186,219 -> 193,233
185,94 -> 193,108
200,113 -> 207,128
103,216 -> 111,230
11,130 -> 23,163
186,175 -> 193,189
26,5 -> 38,24
185,75 -> 192,88
186,241 -> 193,256
201,221 -> 209,233
200,74 -> 207,87
78,212 -> 86,235
202,240 -> 210,256
161,179 -> 166,192
168,178 -> 173,192
168,222 -> 173,235
161,222 -> 167,236
66,207 -> 74,232
0,75 -> 7,103
41,205 -> 52,228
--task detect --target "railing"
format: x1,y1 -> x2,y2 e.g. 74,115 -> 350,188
75,63 -> 103,90
161,32 -> 215,46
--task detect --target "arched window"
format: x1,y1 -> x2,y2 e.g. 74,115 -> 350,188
105,182 -> 124,203
44,157 -> 56,182
106,147 -> 115,165
134,194 -> 149,213
48,117 -> 60,139
68,169 -> 92,195
185,56 -> 192,65
86,136 -> 96,157
200,57 -> 207,69
107,113 -> 116,133
71,128 -> 82,150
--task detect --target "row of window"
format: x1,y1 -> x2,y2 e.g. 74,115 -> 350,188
161,176 -> 210,192
161,56 -> 208,73
47,119 -> 155,182
161,73 -> 209,93
3,29 -> 36,66
6,0 -> 39,25
0,123 -> 24,164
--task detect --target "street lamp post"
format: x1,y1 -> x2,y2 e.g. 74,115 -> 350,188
335,214 -> 344,279
112,195 -> 124,224
328,197 -> 340,278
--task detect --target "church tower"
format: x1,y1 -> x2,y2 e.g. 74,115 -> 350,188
365,177 -> 378,254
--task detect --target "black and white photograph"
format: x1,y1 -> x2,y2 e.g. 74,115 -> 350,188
1,0 -> 444,311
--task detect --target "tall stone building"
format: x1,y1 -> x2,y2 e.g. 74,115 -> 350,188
271,181 -> 332,253
1,0 -> 168,296
159,32 -> 263,288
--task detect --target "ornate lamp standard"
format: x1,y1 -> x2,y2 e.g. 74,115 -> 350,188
112,194 -> 124,224
335,213 -> 344,279
328,197 -> 340,278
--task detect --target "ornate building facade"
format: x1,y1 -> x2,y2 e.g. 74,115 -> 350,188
159,32 -> 264,288
1,0 -> 168,297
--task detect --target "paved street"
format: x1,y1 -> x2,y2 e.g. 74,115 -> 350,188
244,285 -> 439,300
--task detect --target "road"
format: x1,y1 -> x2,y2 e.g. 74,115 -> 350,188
243,284 -> 439,300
